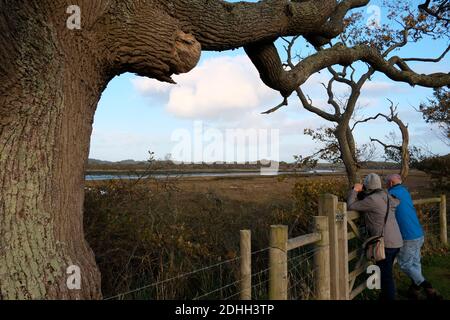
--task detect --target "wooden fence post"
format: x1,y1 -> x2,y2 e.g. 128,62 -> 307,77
313,216 -> 330,300
319,194 -> 339,300
240,230 -> 252,300
336,202 -> 349,300
269,225 -> 288,300
440,194 -> 448,245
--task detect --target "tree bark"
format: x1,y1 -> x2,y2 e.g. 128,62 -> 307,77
0,1 -> 108,299
335,124 -> 359,185
395,117 -> 410,182
0,69 -> 103,300
365,105 -> 411,182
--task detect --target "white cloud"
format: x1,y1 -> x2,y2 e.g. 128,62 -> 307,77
362,81 -> 403,95
132,55 -> 279,119
125,53 -> 449,162
89,130 -> 168,161
133,77 -> 171,95
131,56 -> 403,121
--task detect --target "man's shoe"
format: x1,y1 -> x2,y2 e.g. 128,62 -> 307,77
407,285 -> 421,300
424,288 -> 443,300
419,280 -> 443,300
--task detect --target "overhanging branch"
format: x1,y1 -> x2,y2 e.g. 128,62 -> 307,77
262,97 -> 288,115
245,42 -> 450,99
402,45 -> 450,62
370,137 -> 401,151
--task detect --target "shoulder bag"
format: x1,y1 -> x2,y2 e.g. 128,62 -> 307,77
362,193 -> 390,262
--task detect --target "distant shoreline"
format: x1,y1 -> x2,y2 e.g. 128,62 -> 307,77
85,169 -> 342,181
86,168 -> 309,174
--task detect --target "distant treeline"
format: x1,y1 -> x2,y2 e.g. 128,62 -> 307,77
86,158 -> 401,172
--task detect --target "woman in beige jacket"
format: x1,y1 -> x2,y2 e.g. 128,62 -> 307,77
347,173 -> 403,300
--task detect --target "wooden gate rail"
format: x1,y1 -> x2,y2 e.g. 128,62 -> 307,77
268,224 -> 326,300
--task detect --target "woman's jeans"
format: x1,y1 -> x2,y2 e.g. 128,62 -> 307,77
397,236 -> 425,286
376,248 -> 400,300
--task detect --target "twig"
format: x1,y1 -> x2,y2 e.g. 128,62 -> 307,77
262,97 -> 288,114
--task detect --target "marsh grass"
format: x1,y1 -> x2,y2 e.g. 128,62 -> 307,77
84,174 -> 350,299
83,173 -> 446,300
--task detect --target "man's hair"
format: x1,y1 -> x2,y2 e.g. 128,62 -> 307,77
385,174 -> 402,184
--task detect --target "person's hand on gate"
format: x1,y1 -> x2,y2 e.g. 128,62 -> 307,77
353,183 -> 363,192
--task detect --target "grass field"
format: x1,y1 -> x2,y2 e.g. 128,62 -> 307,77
396,251 -> 450,300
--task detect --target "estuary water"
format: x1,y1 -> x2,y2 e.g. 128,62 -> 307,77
85,170 -> 337,181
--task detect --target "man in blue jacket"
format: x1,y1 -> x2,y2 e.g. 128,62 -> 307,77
386,174 -> 442,300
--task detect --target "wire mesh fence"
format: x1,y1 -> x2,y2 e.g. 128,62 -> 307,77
415,201 -> 446,253
286,245 -> 320,300
103,247 -> 270,300
103,240 -> 322,300
104,195 -> 447,301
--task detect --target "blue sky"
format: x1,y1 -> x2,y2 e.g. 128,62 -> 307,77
89,0 -> 450,162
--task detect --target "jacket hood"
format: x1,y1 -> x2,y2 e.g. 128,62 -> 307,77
364,173 -> 382,191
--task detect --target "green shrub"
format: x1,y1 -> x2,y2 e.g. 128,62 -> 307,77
291,177 -> 349,219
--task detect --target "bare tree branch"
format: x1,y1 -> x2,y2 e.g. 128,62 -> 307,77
352,113 -> 387,131
245,42 -> 450,99
382,28 -> 410,58
361,99 -> 411,180
402,45 -> 450,62
370,137 -> 400,150
295,88 -> 338,122
328,66 -> 356,88
418,0 -> 450,24
261,97 -> 289,115
321,77 -> 341,115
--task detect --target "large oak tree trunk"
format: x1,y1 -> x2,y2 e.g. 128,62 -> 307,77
0,1 -> 109,299
0,0 -> 207,299
0,73 -> 102,299
0,0 -> 205,299
0,4 -> 104,298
